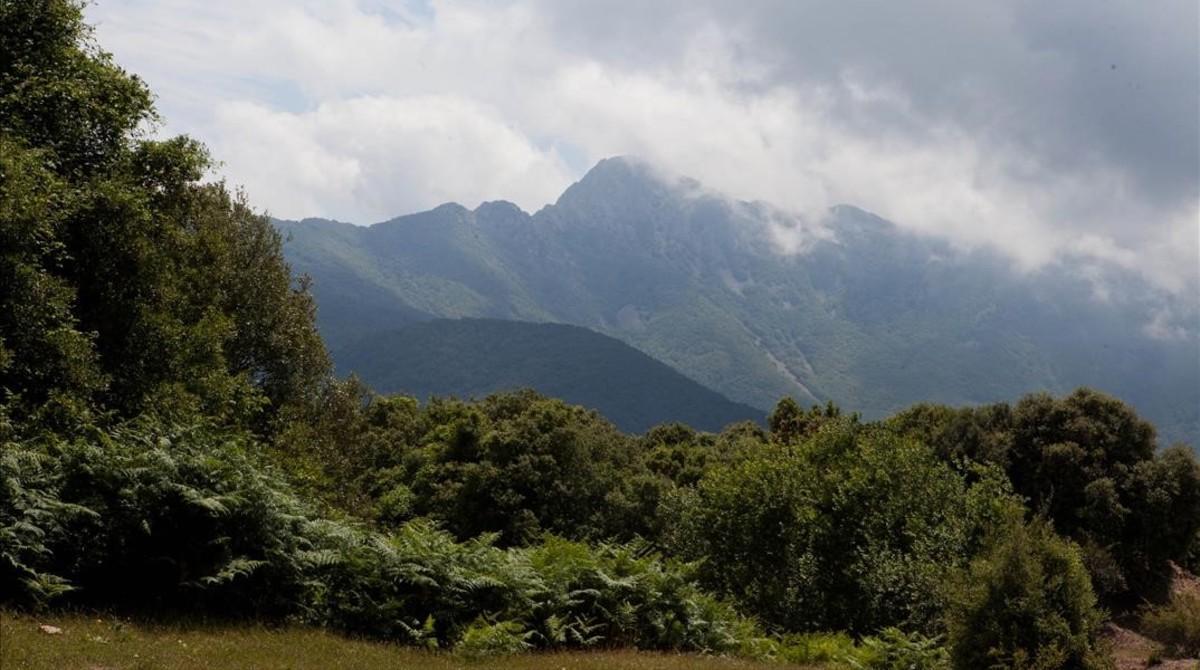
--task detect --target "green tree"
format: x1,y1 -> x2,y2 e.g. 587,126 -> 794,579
0,0 -> 328,430
404,390 -> 662,545
768,397 -> 845,445
677,420 -> 1019,634
946,519 -> 1109,670
891,388 -> 1200,604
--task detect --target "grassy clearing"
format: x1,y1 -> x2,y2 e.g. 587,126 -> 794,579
0,613 -> 810,670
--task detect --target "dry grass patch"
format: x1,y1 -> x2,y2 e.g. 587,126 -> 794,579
0,612 -> 810,670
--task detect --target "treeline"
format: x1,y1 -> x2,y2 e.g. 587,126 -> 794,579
2,3 -> 1199,669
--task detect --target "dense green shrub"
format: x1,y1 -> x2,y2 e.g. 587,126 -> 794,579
0,414 -> 766,653
851,628 -> 950,670
1,418 -> 322,615
674,419 -> 1019,634
1140,592 -> 1200,659
892,389 -> 1200,604
455,619 -> 534,658
946,520 -> 1109,670
348,390 -> 667,545
768,397 -> 849,445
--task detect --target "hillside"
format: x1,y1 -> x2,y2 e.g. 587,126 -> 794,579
277,157 -> 1200,445
335,319 -> 763,433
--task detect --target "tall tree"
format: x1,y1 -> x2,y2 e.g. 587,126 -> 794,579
0,0 -> 328,430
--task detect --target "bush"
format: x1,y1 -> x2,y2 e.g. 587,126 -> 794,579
892,389 -> 1200,605
1,417 -> 321,615
675,420 -> 1019,634
946,519 -> 1110,670
851,628 -> 950,670
775,632 -> 862,665
455,619 -> 533,659
1140,592 -> 1200,659
0,414 -> 770,654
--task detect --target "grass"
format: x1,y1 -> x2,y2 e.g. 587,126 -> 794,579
0,612 -> 810,670
1141,592 -> 1200,659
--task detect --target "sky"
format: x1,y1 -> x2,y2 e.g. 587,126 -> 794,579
87,0 -> 1199,297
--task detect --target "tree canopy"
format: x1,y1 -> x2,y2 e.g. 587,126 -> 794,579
0,0 -> 328,432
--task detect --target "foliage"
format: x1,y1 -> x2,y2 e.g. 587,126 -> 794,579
850,628 -> 950,670
0,414 -> 765,654
773,632 -> 863,665
945,519 -> 1109,670
318,389 -> 668,546
893,389 -> 1200,604
768,398 -> 847,445
1140,592 -> 1200,659
455,619 -> 534,658
335,319 -> 763,434
0,417 -> 321,615
0,0 -> 328,432
673,419 -> 1020,634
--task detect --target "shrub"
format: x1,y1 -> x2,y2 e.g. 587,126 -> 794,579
892,389 -> 1200,605
775,632 -> 862,665
1,417 -> 321,615
331,390 -> 669,546
946,519 -> 1110,670
1,414 -> 770,654
851,628 -> 950,670
1140,592 -> 1200,659
675,420 -> 1019,634
455,619 -> 533,658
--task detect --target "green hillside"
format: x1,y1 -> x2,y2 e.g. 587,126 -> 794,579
278,158 -> 1199,446
334,318 -> 763,433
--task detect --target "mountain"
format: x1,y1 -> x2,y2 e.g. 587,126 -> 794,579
278,157 -> 1200,445
334,318 -> 763,433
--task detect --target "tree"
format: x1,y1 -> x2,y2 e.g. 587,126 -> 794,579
676,420 -> 1019,634
891,388 -> 1200,604
946,519 -> 1108,670
0,0 -> 328,430
768,397 -> 846,445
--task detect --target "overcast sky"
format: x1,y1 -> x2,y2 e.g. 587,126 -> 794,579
88,0 -> 1198,296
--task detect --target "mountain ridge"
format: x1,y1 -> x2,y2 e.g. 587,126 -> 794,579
336,318 -> 765,433
277,157 -> 1200,445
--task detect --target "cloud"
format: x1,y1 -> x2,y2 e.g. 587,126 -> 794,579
87,0 -> 1198,297
208,96 -> 574,222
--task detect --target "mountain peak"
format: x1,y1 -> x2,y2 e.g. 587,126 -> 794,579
554,156 -> 674,212
430,202 -> 469,216
474,200 -> 527,217
573,156 -> 660,189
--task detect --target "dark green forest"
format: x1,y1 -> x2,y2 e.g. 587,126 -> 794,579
334,318 -> 763,433
2,3 -> 1198,669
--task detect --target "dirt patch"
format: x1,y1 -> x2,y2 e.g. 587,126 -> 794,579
1106,565 -> 1200,670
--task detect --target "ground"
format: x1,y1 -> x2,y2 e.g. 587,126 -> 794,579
1101,564 -> 1200,670
0,613 -> 809,670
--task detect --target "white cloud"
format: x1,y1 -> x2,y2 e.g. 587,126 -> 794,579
87,0 -> 1199,296
209,96 -> 574,221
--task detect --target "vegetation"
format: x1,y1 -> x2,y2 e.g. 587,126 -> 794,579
945,520 -> 1108,670
669,419 -> 1018,635
0,0 -> 327,433
892,392 -> 1200,603
334,318 -> 763,433
2,3 -> 1198,669
1140,593 -> 1200,659
0,613 -> 800,670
